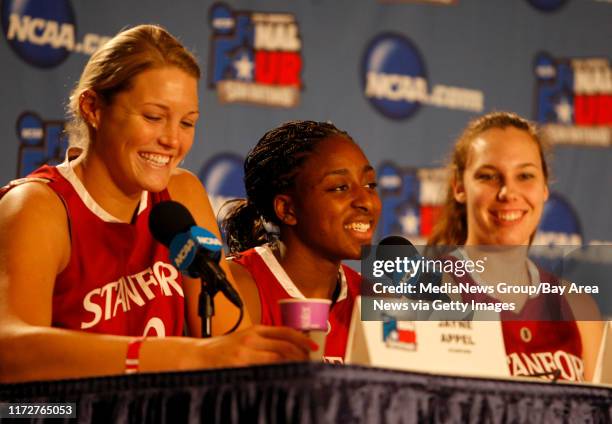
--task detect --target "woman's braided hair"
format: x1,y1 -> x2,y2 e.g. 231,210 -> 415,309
222,120 -> 353,253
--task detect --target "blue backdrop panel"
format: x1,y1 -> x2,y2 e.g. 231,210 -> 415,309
1,0 -> 610,251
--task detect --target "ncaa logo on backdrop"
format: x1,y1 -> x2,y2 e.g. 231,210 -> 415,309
534,52 -> 612,147
1,0 -> 111,68
198,153 -> 246,227
362,33 -> 484,120
377,162 -> 447,243
16,112 -> 67,177
531,192 -> 582,271
534,192 -> 582,246
525,0 -> 568,12
208,3 -> 303,108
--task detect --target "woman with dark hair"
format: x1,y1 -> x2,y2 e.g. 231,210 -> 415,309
429,111 -> 603,381
0,25 -> 312,383
222,120 -> 381,362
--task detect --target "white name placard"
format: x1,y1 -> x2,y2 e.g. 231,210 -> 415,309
346,296 -> 510,378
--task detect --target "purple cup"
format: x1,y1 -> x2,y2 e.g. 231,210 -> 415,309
278,298 -> 331,331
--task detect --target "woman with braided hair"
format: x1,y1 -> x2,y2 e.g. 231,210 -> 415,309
221,120 -> 381,362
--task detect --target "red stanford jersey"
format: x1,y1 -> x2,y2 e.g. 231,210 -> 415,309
1,163 -> 184,338
448,254 -> 584,382
232,245 -> 361,363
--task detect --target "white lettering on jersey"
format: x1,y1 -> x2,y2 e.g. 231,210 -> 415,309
124,275 -> 145,307
507,350 -> 584,381
134,268 -> 158,300
153,262 -> 183,296
81,288 -> 102,329
100,280 -> 119,321
80,261 -> 183,329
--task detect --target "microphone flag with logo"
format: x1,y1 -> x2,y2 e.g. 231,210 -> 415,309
149,200 -> 242,309
375,235 -> 445,301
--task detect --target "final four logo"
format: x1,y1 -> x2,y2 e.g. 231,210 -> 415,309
362,32 -> 484,120
378,163 -> 447,243
208,3 -> 303,108
534,52 -> 612,147
16,112 -> 67,177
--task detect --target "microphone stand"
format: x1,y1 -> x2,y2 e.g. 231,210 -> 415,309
198,282 -> 216,338
197,264 -> 221,338
193,251 -> 244,338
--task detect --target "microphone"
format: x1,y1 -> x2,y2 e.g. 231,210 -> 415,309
378,235 -> 416,249
376,235 -> 421,287
148,200 -> 243,309
376,235 -> 445,301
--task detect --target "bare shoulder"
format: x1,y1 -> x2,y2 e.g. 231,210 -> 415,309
0,181 -> 68,237
167,167 -> 208,201
227,259 -> 256,289
166,167 -> 220,232
227,258 -> 261,324
0,180 -> 70,264
563,285 -> 606,380
561,280 -> 602,321
0,181 -> 71,325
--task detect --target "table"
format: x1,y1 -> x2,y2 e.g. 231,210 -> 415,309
1,363 -> 610,423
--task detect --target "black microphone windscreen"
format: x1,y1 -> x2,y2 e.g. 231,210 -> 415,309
379,235 -> 414,246
376,235 -> 419,261
149,200 -> 196,247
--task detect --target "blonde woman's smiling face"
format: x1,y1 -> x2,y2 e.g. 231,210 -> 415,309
93,66 -> 199,195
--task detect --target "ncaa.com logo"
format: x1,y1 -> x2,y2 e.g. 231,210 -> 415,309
1,0 -> 111,68
362,32 -> 484,120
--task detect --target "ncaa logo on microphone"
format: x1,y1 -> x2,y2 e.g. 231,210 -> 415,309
170,233 -> 197,271
361,32 -> 484,120
1,0 -> 111,68
193,227 -> 223,252
169,227 -> 223,272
